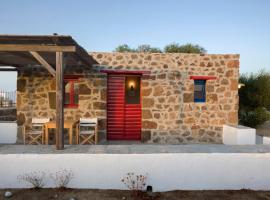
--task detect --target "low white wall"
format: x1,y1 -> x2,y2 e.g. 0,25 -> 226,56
0,121 -> 17,144
1,153 -> 270,191
255,135 -> 270,145
223,125 -> 256,145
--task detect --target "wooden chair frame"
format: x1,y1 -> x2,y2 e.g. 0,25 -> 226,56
76,118 -> 98,145
23,118 -> 50,145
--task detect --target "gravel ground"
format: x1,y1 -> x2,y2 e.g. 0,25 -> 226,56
1,144 -> 270,154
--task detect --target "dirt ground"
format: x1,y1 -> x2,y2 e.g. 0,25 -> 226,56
1,189 -> 270,200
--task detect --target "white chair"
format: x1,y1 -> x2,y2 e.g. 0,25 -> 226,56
76,118 -> 98,145
23,118 -> 50,145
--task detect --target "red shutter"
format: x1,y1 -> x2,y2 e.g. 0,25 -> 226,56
107,75 -> 125,140
124,104 -> 141,140
107,75 -> 141,140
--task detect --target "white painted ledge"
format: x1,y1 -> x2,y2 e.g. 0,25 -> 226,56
0,121 -> 17,144
0,153 -> 270,191
256,135 -> 270,145
223,125 -> 256,145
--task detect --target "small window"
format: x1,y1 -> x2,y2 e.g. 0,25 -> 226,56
194,80 -> 206,102
64,79 -> 79,108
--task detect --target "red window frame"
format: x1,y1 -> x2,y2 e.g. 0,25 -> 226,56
64,77 -> 79,108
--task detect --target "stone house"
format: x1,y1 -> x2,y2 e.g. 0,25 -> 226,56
17,52 -> 239,144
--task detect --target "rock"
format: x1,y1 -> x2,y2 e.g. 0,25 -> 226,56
17,113 -> 26,126
200,62 -> 205,67
226,70 -> 234,77
206,84 -> 214,92
97,54 -> 103,59
122,197 -> 126,200
100,89 -> 107,101
17,79 -> 26,92
93,79 -> 106,87
142,110 -> 152,119
116,55 -> 123,60
157,73 -> 166,79
142,120 -> 157,129
228,112 -> 238,124
230,79 -> 238,91
153,86 -> 164,96
216,87 -> 225,93
207,94 -> 218,103
184,117 -> 195,124
141,88 -> 152,96
221,79 -> 229,85
141,130 -> 151,142
79,84 -> 91,95
142,98 -> 154,108
227,60 -> 239,68
4,191 -> 12,198
163,64 -> 168,69
183,93 -> 194,103
93,102 -> 106,110
98,118 -> 106,130
154,113 -> 160,119
68,198 -> 77,200
131,54 -> 138,59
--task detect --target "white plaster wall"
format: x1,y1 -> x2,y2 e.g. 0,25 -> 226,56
1,153 -> 270,191
223,125 -> 256,145
223,125 -> 237,144
263,136 -> 270,144
0,122 -> 17,144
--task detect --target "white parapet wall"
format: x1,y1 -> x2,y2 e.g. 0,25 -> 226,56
223,125 -> 256,145
1,153 -> 270,191
256,135 -> 270,145
0,121 -> 17,144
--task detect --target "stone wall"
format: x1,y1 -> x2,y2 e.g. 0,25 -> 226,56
17,52 -> 239,144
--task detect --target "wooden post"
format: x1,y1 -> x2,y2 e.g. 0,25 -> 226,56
55,52 -> 64,150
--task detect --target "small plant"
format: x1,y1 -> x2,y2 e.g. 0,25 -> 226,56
121,172 -> 147,197
50,169 -> 74,190
17,171 -> 46,189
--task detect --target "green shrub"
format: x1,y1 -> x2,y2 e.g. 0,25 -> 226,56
239,71 -> 270,109
239,107 -> 270,128
239,70 -> 270,127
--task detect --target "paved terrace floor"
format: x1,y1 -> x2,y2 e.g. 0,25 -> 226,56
1,144 -> 270,154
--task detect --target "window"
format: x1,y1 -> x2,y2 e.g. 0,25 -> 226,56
64,79 -> 79,108
194,80 -> 206,102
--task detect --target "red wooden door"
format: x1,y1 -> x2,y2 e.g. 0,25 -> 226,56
107,75 -> 141,140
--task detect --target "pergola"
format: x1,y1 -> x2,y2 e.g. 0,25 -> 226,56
0,35 -> 97,150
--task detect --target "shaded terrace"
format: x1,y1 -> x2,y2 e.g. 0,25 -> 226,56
0,35 -> 98,149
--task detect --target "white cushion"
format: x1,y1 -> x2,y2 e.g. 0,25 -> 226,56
80,118 -> 97,124
32,118 -> 50,124
80,123 -> 96,127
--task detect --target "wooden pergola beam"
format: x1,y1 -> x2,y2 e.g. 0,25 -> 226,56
0,44 -> 76,52
55,51 -> 64,150
30,51 -> 56,76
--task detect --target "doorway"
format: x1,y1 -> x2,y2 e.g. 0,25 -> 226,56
107,74 -> 141,140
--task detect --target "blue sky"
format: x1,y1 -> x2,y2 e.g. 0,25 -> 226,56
0,0 -> 270,90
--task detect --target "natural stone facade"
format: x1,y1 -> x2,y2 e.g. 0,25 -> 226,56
17,52 -> 239,144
